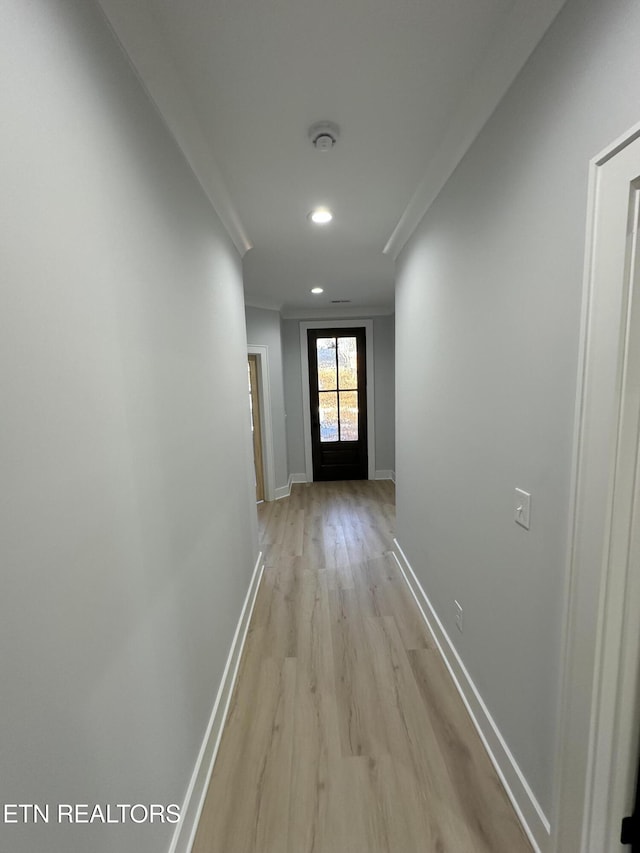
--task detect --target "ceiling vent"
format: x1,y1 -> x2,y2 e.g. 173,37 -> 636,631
331,299 -> 351,304
308,121 -> 340,152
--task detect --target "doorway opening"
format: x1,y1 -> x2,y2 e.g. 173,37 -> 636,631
248,354 -> 265,502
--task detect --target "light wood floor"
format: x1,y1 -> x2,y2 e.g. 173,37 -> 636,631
192,480 -> 532,853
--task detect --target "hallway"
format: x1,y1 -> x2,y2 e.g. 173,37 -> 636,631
192,482 -> 531,853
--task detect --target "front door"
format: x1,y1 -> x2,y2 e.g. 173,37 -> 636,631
307,327 -> 368,481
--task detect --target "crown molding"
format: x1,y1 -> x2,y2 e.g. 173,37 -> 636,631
244,297 -> 282,312
280,305 -> 393,320
244,299 -> 395,320
384,0 -> 567,260
96,0 -> 252,257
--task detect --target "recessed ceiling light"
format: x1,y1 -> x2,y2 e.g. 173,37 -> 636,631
309,207 -> 333,225
311,287 -> 324,294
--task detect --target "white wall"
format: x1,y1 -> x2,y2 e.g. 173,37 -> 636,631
245,306 -> 289,495
281,316 -> 395,477
372,314 -> 395,474
0,2 -> 258,852
395,0 -> 640,822
282,319 -> 307,476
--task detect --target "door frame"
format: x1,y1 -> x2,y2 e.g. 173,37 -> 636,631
248,354 -> 265,502
307,326 -> 368,481
300,319 -> 375,482
553,121 -> 640,853
247,345 -> 276,501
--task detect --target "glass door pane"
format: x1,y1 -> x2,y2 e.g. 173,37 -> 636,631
339,390 -> 358,440
337,336 -> 358,389
316,338 -> 337,390
318,392 -> 338,442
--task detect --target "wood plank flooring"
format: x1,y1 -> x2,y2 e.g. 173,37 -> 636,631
192,480 -> 532,853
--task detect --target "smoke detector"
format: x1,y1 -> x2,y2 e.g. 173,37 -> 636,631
308,121 -> 340,152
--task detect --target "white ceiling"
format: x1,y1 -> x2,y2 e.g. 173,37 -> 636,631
98,0 -> 565,315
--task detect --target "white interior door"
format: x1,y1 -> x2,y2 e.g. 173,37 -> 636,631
554,128 -> 640,853
598,159 -> 640,852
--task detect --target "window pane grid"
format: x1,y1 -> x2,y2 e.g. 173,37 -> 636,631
316,334 -> 359,443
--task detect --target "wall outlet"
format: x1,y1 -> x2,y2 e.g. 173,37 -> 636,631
454,600 -> 463,633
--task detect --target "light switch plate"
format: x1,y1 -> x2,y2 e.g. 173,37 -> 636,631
515,488 -> 531,530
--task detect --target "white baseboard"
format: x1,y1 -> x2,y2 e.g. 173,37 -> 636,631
392,539 -> 550,853
374,469 -> 396,482
168,552 -> 265,853
275,473 -> 307,500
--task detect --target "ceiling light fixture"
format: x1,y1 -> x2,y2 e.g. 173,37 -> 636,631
311,287 -> 324,294
309,207 -> 333,225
